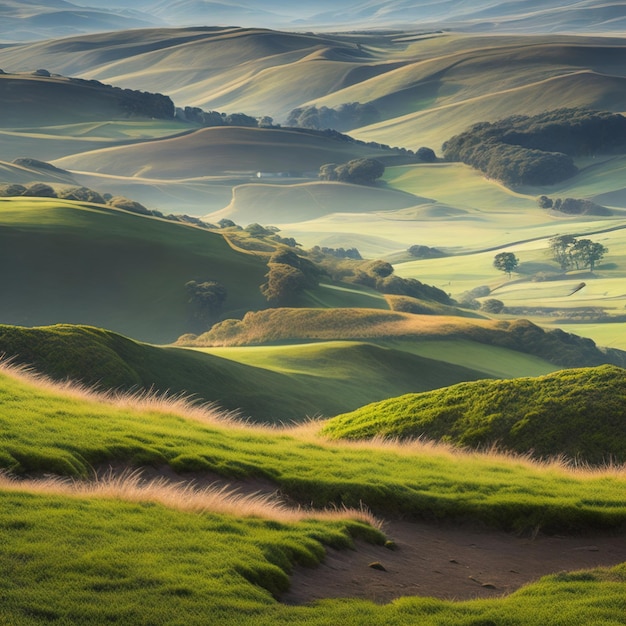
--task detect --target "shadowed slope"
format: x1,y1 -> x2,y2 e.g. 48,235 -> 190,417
0,323 -> 491,422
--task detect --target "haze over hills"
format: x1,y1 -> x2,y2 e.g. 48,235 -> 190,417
3,0 -> 626,41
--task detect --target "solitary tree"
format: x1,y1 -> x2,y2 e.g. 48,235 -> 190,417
493,252 -> 519,278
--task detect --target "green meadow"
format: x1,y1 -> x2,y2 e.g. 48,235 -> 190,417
0,362 -> 625,624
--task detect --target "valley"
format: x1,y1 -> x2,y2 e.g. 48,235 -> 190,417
0,4 -> 626,624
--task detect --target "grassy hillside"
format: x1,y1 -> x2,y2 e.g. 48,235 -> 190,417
1,360 -> 625,530
53,126 -> 400,178
180,307 -> 626,369
0,198 -> 395,343
322,365 -> 626,464
0,323 -> 492,422
0,197 -> 268,343
0,356 -> 625,623
207,180 -> 426,224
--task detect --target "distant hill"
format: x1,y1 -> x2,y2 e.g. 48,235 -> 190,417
2,29 -> 626,151
53,127 -> 402,178
0,0 -> 160,43
207,181 -> 427,224
0,71 -> 174,128
322,365 -> 626,464
0,323 -> 493,422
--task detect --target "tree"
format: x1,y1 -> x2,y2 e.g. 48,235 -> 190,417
549,235 -> 577,270
481,299 -> 505,314
319,158 -> 385,184
571,239 -> 607,271
537,195 -> 553,209
260,263 -> 307,305
416,147 -> 437,163
185,280 -> 227,329
493,252 -> 519,278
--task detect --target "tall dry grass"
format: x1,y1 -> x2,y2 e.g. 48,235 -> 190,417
0,468 -> 380,527
1,356 -> 623,482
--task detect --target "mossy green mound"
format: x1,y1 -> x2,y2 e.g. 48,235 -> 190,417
323,365 -> 626,464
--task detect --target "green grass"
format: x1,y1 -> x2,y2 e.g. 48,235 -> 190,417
322,365 -> 626,464
0,486 -> 374,625
1,362 -> 626,533
0,485 -> 625,625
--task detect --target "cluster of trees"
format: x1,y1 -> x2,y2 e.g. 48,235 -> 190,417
63,74 -> 175,119
443,108 -> 626,186
185,280 -> 227,330
319,158 -> 385,184
285,103 -> 380,132
175,106 -> 262,128
549,235 -> 608,272
260,249 -> 322,306
407,244 -> 445,259
537,196 -> 612,216
310,246 -> 362,260
348,260 -> 452,304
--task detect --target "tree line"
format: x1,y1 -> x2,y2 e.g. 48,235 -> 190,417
443,108 -> 626,186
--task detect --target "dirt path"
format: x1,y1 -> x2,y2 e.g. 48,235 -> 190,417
282,519 -> 626,604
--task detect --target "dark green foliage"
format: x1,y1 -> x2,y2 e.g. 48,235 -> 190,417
554,197 -> 611,216
311,246 -> 362,260
185,280 -> 227,329
537,195 -> 553,209
549,235 -> 608,271
57,186 -> 106,204
22,182 -> 56,197
106,195 -> 151,215
245,223 -> 274,237
260,264 -> 309,305
493,252 -> 519,277
481,299 -> 505,314
408,244 -> 445,259
323,365 -> 626,464
415,146 -> 437,162
286,102 -> 380,132
0,183 -> 26,196
443,108 -> 626,186
319,158 -> 385,184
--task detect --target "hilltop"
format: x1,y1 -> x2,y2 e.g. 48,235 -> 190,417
322,365 -> 626,464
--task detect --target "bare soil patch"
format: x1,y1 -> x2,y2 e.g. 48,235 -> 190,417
282,519 -> 626,604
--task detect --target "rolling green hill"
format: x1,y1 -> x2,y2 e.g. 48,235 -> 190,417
0,354 -> 625,623
322,365 -> 626,464
0,197 -> 269,343
0,323 -> 492,422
